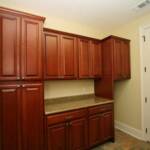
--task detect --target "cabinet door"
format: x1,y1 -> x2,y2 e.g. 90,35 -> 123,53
78,38 -> 91,78
21,83 -> 44,150
102,111 -> 113,141
0,84 -> 21,150
0,13 -> 20,81
90,40 -> 102,78
69,118 -> 87,150
48,123 -> 67,150
61,35 -> 77,79
21,18 -> 43,80
89,115 -> 100,147
44,32 -> 60,79
113,39 -> 122,80
121,41 -> 130,78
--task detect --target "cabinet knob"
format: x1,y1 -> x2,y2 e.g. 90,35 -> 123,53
17,77 -> 20,80
66,122 -> 69,127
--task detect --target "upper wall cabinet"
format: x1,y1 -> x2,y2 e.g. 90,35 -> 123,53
0,8 -> 45,81
90,40 -> 102,78
78,38 -> 91,78
78,38 -> 102,78
60,35 -> 77,79
44,29 -> 77,79
21,18 -> 43,80
0,13 -> 21,81
101,36 -> 130,81
113,37 -> 130,80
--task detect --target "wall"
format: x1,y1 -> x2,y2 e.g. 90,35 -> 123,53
106,13 -> 150,130
44,80 -> 94,99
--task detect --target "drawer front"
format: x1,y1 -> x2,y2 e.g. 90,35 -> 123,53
47,109 -> 87,125
89,104 -> 113,115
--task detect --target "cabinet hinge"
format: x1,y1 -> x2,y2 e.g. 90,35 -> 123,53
143,35 -> 146,42
145,128 -> 148,134
145,97 -> 147,103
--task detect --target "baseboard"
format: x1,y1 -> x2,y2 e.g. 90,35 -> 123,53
115,120 -> 145,141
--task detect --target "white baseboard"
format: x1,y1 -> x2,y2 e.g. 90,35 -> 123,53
115,120 -> 145,141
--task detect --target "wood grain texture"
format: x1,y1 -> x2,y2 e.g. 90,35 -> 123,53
44,32 -> 61,79
48,123 -> 67,150
0,13 -> 20,81
21,83 -> 44,150
21,18 -> 43,80
78,38 -> 91,78
61,34 -> 77,79
0,84 -> 21,150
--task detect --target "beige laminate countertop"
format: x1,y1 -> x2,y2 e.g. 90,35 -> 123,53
45,94 -> 114,115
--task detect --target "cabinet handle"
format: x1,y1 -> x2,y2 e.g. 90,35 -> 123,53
69,122 -> 72,126
66,122 -> 69,127
22,77 -> 25,79
17,77 -> 20,80
17,85 -> 21,88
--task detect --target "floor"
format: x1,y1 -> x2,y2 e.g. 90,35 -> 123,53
93,130 -> 150,150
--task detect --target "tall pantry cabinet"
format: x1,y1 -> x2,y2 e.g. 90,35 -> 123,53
0,7 -> 45,150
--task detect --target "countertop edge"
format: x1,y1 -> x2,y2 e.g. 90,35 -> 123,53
45,100 -> 114,115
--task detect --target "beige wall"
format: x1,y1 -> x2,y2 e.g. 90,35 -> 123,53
44,80 -> 94,99
106,13 -> 150,130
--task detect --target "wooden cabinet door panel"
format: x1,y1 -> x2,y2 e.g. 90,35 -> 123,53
44,32 -> 60,79
69,118 -> 87,150
113,39 -> 122,80
90,41 -> 102,77
89,115 -> 100,147
61,35 -> 77,79
48,123 -> 67,150
78,39 -> 90,78
121,41 -> 130,78
21,18 -> 43,80
21,83 -> 44,150
0,84 -> 21,150
0,13 -> 20,81
102,111 -> 113,141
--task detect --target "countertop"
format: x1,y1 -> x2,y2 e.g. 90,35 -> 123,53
45,94 -> 114,115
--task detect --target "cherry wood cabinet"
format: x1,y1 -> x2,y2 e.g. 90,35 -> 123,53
0,13 -> 20,81
44,32 -> 61,79
60,35 -> 77,79
0,82 -> 44,150
78,38 -> 91,78
46,109 -> 88,150
0,84 -> 21,150
21,83 -> 44,150
0,8 -> 44,81
113,38 -> 130,80
69,118 -> 87,150
78,38 -> 102,78
44,29 -> 77,79
102,36 -> 131,81
90,40 -> 102,78
46,104 -> 114,150
48,123 -> 67,150
21,18 -> 43,80
88,104 -> 114,148
95,36 -> 130,99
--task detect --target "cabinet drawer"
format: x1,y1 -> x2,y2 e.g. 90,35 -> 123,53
47,109 -> 87,125
89,104 -> 113,115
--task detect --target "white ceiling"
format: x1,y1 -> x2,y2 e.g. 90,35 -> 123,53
1,0 -> 150,32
